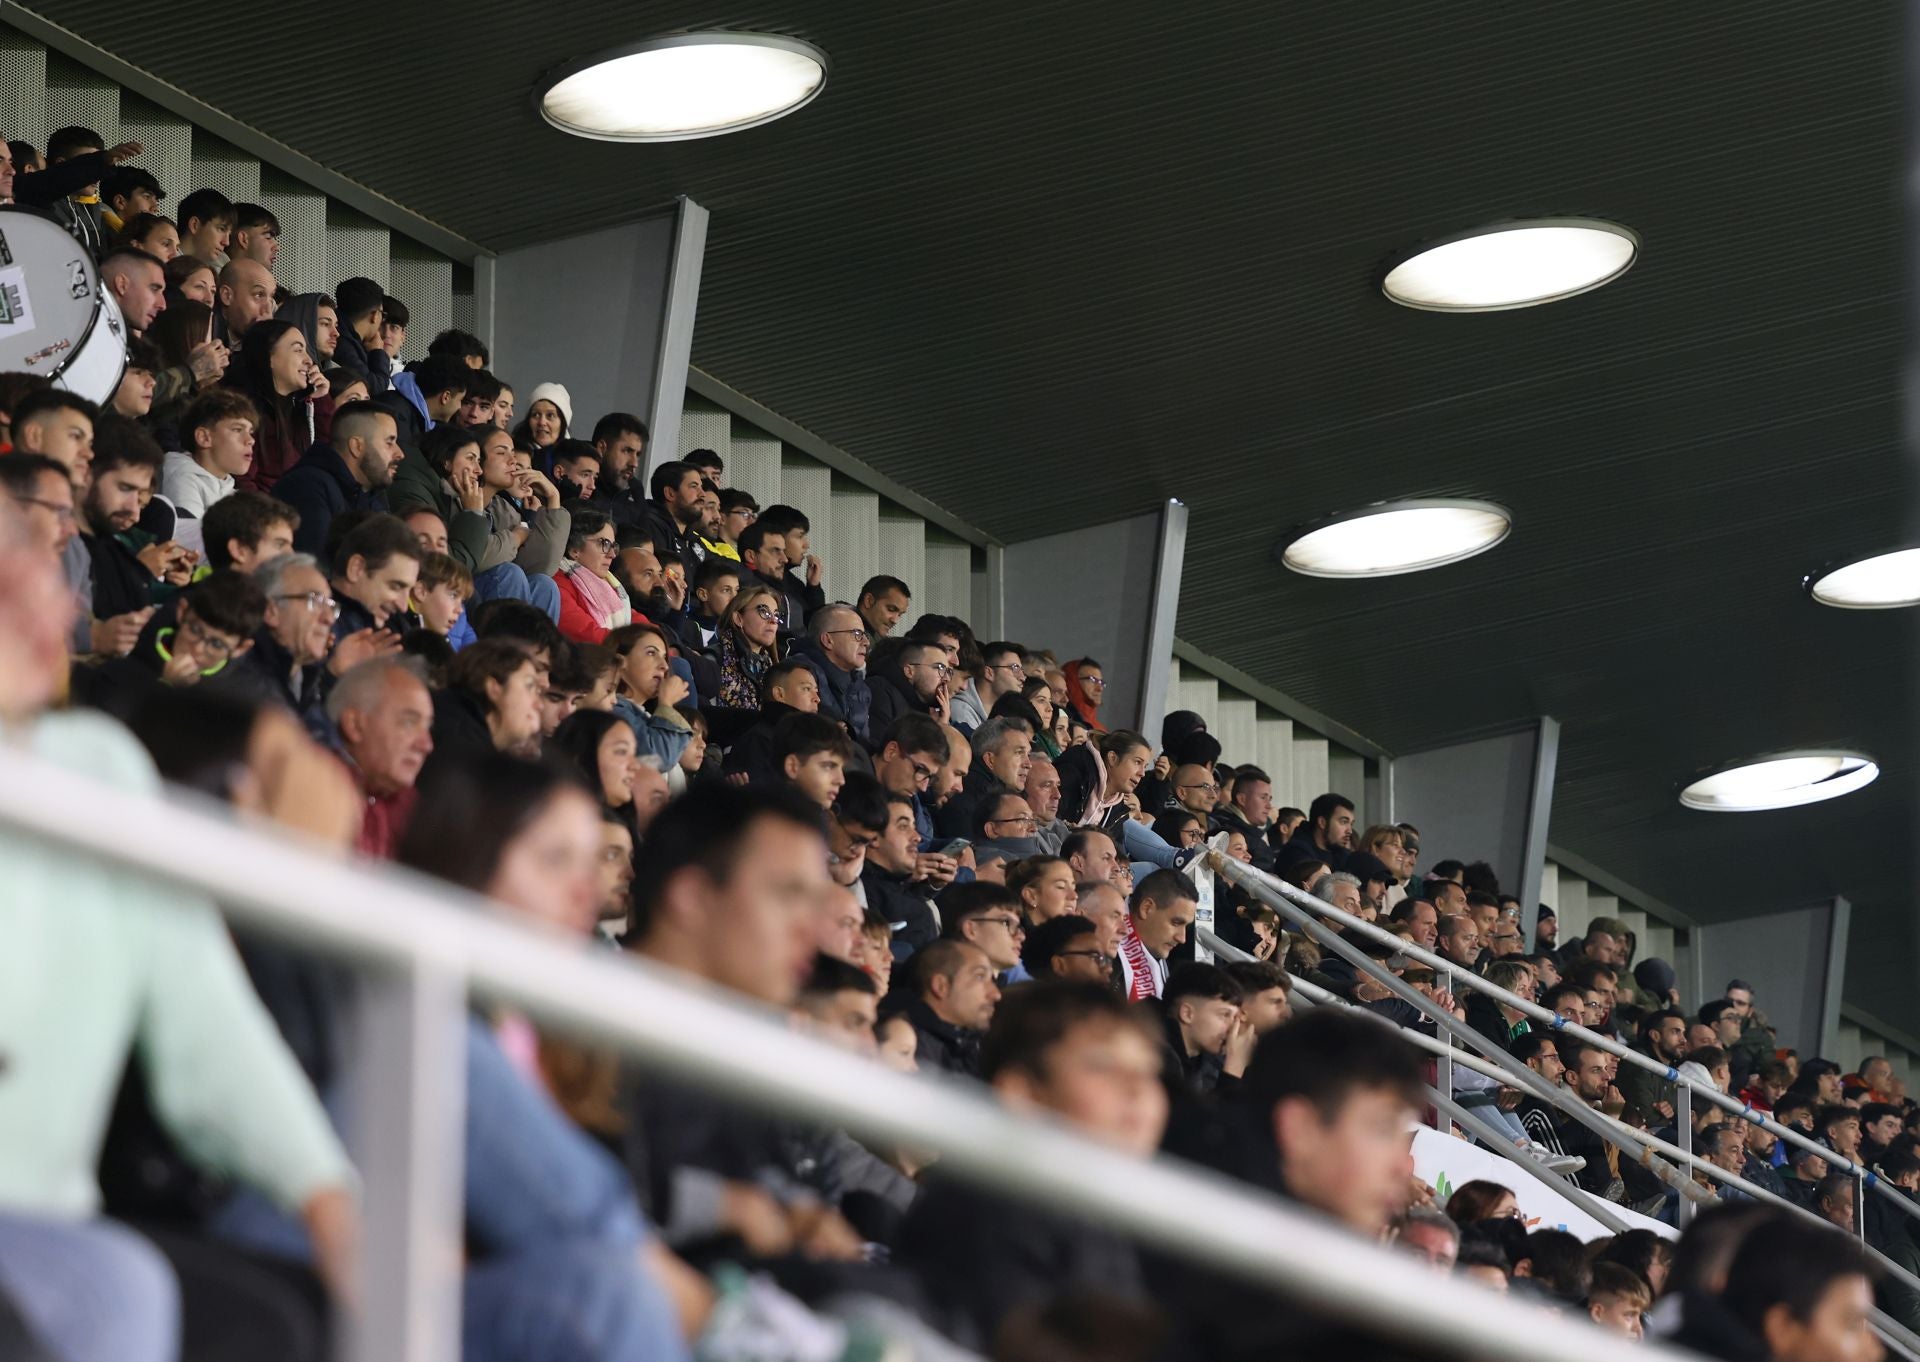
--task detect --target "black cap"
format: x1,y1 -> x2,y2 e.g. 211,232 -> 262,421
1346,851 -> 1395,887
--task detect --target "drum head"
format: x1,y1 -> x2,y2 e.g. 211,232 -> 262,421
0,207 -> 114,388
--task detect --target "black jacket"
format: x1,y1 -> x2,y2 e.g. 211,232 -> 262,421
1149,1000 -> 1226,1098
1282,826 -> 1346,873
1207,804 -> 1277,870
791,637 -> 874,749
424,685 -> 496,774
720,700 -> 805,786
904,998 -> 983,1080
935,764 -> 1019,841
862,864 -> 938,959
371,387 -> 427,458
635,500 -> 703,580
68,609 -> 175,720
865,668 -> 937,752
215,627 -> 327,713
776,566 -> 825,636
83,531 -> 161,621
273,441 -> 384,559
331,327 -> 392,396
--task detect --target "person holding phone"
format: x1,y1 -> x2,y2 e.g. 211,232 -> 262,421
228,318 -> 333,494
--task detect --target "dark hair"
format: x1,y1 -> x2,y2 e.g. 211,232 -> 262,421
1586,1262 -> 1652,1310
332,512 -> 421,579
0,372 -> 52,424
882,712 -> 948,762
1517,1228 -> 1591,1304
757,504 -> 810,537
590,411 -> 648,446
46,125 -> 104,161
1224,960 -> 1289,997
858,574 -> 911,604
470,598 -> 563,655
1445,1180 -> 1516,1225
333,277 -> 384,326
1861,1102 -> 1902,1128
565,506 -> 612,556
736,520 -> 781,559
421,422 -> 482,478
1098,728 -> 1151,761
182,386 -> 261,445
413,353 -> 472,401
1244,1008 -> 1424,1127
123,332 -> 161,374
771,711 -> 854,770
1164,962 -> 1243,1009
762,658 -> 814,703
1591,1228 -> 1673,1297
718,487 -> 759,517
627,783 -> 827,938
1721,1217 -> 1876,1335
1308,793 -> 1354,825
129,687 -> 262,801
695,556 -> 742,592
397,751 -> 588,892
201,491 -> 298,570
978,981 -> 1152,1083
926,885 -> 1015,951
649,458 -> 696,504
447,639 -> 538,719
0,452 -> 67,500
88,413 -> 163,477
1282,857 -> 1328,888
548,709 -> 632,806
832,770 -> 890,835
178,187 -> 236,231
1131,867 -> 1197,914
182,566 -> 268,639
1697,998 -> 1737,1027
1454,1237 -> 1511,1276
801,952 -> 875,1000
427,328 -> 489,366
682,447 -> 723,476
458,367 -> 502,404
1636,1007 -> 1686,1042
1021,914 -> 1096,978
1461,860 -> 1501,897
232,202 -> 280,234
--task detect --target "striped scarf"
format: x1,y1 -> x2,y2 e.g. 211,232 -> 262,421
1119,917 -> 1162,1001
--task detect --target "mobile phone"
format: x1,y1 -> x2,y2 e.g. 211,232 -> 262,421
937,838 -> 970,857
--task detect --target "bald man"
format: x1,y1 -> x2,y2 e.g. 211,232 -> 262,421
98,247 -> 167,334
217,257 -> 276,344
1171,763 -> 1218,819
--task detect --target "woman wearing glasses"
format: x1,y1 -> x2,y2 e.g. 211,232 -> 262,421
714,583 -> 784,710
553,507 -> 633,644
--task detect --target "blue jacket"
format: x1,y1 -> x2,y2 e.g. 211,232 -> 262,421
273,441 -> 384,558
790,637 -> 874,748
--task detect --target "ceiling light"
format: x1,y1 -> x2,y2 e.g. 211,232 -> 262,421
1277,499 -> 1512,578
1805,548 -> 1920,609
1679,753 -> 1879,813
1382,219 -> 1638,312
537,33 -> 827,142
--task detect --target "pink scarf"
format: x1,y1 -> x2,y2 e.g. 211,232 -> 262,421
1119,917 -> 1161,1001
563,559 -> 631,629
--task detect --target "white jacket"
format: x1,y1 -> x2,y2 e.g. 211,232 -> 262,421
160,451 -> 234,519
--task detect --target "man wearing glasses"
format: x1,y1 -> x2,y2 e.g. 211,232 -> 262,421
795,603 -> 875,747
943,882 -> 1029,984
867,639 -> 951,739
948,640 -> 1026,735
1170,764 -> 1219,820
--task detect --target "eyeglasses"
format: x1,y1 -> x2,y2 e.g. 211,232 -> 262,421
1082,675 -> 1105,688
14,495 -> 75,522
988,661 -> 1026,677
822,627 -> 871,645
915,660 -> 952,675
749,604 -> 778,621
585,537 -> 616,553
978,915 -> 1025,934
987,815 -> 1038,831
1176,782 -> 1219,795
178,614 -> 237,659
1057,949 -> 1112,968
274,590 -> 338,615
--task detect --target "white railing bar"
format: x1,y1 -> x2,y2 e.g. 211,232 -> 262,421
0,748 -> 1694,1362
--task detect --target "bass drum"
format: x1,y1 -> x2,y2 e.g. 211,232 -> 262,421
0,205 -> 127,404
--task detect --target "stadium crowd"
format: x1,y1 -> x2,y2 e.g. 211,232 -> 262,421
0,124 -> 1911,1362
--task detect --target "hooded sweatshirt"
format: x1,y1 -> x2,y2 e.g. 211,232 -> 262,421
160,451 -> 233,519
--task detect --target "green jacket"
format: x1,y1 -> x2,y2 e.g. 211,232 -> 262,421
387,449 -> 490,573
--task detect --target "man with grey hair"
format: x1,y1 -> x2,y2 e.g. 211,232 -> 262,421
793,601 -> 873,746
1313,870 -> 1363,920
936,715 -> 1034,839
222,552 -> 396,712
326,656 -> 434,858
1396,1207 -> 1461,1269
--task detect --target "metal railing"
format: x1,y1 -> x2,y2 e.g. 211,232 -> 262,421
0,745 -> 1696,1362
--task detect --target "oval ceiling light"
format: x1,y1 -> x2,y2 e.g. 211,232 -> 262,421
537,33 -> 827,142
1277,499 -> 1512,579
1679,752 -> 1879,813
1382,218 -> 1638,312
1805,547 -> 1920,609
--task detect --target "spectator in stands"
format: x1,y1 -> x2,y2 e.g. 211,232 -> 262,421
582,411 -> 644,518
119,215 -> 179,263
941,880 -> 1028,982
215,257 -> 277,348
173,187 -> 234,264
825,770 -> 887,888
1208,765 -> 1274,865
867,637 -> 948,740
856,574 -> 912,641
1010,854 -> 1079,924
552,440 -> 600,502
1026,754 -> 1071,853
550,708 -> 646,825
99,164 -> 162,234
604,623 -> 694,767
715,582 -> 783,709
81,417 -> 187,622
1390,897 -> 1439,949
1117,868 -> 1197,1001
272,400 -> 400,556
160,387 -> 258,518
1520,1038 -> 1626,1203
553,507 -> 633,643
72,569 -> 267,717
1155,963 -> 1252,1096
1056,728 -> 1153,840
0,454 -> 75,558
947,639 -> 1022,733
1436,913 -> 1482,970
1061,657 -> 1106,733
228,316 -> 332,493
902,939 -> 1000,1077
0,505 -> 362,1362
429,638 -> 543,761
753,504 -> 824,627
898,983 -> 1164,1350
222,551 -> 332,708
228,203 -> 279,269
377,353 -> 469,456
199,489 -> 297,574
862,791 -> 939,956
391,421 -> 492,572
1618,1008 -> 1688,1125
794,603 -> 874,746
16,124 -> 137,254
330,277 -> 390,394
507,383 -> 568,472
938,715 -> 1035,840
1285,792 -> 1356,872
455,369 -> 502,428
719,660 -> 820,782
1020,913 -> 1110,983
328,512 -> 420,640
771,712 -> 854,809
632,457 -> 705,579
327,656 -> 433,857
1065,827 -> 1121,886
1719,1218 -> 1877,1362
98,247 -> 168,336
412,551 -> 473,641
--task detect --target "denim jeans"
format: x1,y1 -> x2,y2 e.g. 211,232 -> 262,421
1118,818 -> 1180,870
211,1019 -> 687,1362
0,1212 -> 180,1362
473,563 -> 563,625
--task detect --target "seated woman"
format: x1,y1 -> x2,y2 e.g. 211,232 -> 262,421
604,622 -> 693,769
426,638 -> 544,764
549,708 -> 642,830
713,583 -> 783,712
552,508 -> 632,644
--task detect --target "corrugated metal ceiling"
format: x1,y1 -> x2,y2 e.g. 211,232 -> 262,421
25,0 -> 1920,1020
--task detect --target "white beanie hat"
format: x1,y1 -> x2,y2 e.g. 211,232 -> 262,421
527,381 -> 573,430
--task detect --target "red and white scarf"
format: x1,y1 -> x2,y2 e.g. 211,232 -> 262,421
1119,917 -> 1163,1001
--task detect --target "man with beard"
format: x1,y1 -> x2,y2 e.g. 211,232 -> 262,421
587,412 -> 649,528
80,417 -> 193,622
272,402 -> 402,558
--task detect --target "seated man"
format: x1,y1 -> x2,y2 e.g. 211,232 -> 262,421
222,552 -> 379,713
1153,962 -> 1251,1097
160,388 -> 259,520
896,982 -> 1166,1351
326,656 -> 435,858
70,568 -> 265,719
328,513 -> 421,639
898,939 -> 1000,1079
719,659 -> 821,783
1117,868 -> 1197,1001
860,791 -> 939,958
1223,960 -> 1293,1035
199,491 -> 298,575
81,416 -> 189,623
937,880 -> 1027,982
1020,913 -> 1110,985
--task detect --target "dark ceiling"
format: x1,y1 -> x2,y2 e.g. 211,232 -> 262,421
34,0 -> 1920,1023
